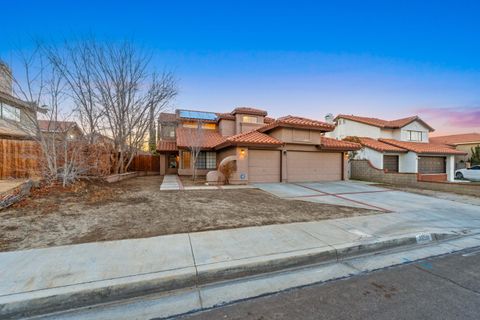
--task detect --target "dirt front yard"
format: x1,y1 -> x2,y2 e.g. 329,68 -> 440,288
0,176 -> 378,252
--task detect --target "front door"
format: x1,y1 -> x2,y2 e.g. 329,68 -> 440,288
166,153 -> 179,174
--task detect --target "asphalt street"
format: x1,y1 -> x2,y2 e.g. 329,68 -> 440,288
178,248 -> 480,320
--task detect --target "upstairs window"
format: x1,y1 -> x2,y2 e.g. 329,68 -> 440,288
407,130 -> 423,141
183,121 -> 198,128
182,121 -> 216,130
202,123 -> 216,130
161,125 -> 176,138
242,116 -> 258,123
0,103 -> 20,122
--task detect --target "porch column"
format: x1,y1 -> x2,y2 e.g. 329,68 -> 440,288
446,155 -> 455,182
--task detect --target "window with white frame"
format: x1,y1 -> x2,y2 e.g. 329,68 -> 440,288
0,102 -> 21,122
407,130 -> 422,141
242,116 -> 258,123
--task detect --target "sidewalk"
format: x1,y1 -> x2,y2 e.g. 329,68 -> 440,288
2,206 -> 480,318
159,174 -> 183,190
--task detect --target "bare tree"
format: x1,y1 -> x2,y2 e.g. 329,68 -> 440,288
185,121 -> 205,181
47,40 -> 177,174
10,46 -> 98,186
44,40 -> 103,144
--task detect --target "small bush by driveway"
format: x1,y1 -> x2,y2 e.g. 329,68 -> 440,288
0,176 -> 377,252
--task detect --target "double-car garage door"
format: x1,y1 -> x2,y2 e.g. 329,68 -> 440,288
248,150 -> 342,183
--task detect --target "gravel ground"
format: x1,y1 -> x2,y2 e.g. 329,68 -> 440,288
0,176 -> 378,252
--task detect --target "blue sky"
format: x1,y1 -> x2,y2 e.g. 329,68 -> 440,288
1,0 -> 479,134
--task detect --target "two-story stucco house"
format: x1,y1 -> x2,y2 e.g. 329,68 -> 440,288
328,114 -> 466,182
156,107 -> 360,184
0,62 -> 42,139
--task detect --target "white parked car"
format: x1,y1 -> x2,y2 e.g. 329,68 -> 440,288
455,165 -> 480,181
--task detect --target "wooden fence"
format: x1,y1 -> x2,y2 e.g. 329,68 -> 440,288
128,154 -> 160,173
0,138 -> 159,179
0,139 -> 42,179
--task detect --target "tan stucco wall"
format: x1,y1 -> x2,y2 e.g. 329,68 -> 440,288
218,119 -> 235,136
269,128 -> 322,145
456,143 -> 479,159
234,114 -> 265,134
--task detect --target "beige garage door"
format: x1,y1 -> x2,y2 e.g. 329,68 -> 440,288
248,150 -> 281,183
287,151 -> 342,182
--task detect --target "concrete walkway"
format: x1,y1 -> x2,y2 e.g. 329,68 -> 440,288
160,174 -> 183,190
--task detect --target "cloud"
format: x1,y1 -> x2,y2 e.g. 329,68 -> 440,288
414,107 -> 480,134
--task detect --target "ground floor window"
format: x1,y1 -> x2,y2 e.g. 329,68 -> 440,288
196,151 -> 216,169
181,151 -> 191,169
181,151 -> 216,169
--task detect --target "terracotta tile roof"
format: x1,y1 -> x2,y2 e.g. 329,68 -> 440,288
346,137 -> 408,153
336,114 -> 435,132
216,112 -> 236,121
231,107 -> 268,116
258,115 -> 335,133
430,133 -> 480,145
158,112 -> 177,122
264,116 -> 275,124
319,137 -> 361,151
37,120 -> 79,133
157,140 -> 177,152
216,130 -> 282,149
176,127 -> 226,149
379,139 -> 467,155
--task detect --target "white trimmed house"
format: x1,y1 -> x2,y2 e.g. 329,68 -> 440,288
328,115 -> 467,182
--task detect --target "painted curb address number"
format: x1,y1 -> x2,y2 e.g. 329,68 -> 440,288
416,233 -> 433,244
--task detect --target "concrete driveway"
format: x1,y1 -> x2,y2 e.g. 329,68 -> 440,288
255,181 -> 480,214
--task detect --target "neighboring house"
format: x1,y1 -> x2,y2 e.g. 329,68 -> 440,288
0,62 -> 41,139
328,114 -> 466,182
157,107 -> 360,184
430,133 -> 480,169
37,120 -> 83,140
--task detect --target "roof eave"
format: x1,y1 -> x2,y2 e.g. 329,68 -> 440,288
258,123 -> 334,133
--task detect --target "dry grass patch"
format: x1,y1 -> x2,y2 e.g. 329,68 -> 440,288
0,176 -> 379,251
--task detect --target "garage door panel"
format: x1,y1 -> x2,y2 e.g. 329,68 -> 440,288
287,152 -> 342,182
248,150 -> 281,183
418,156 -> 446,174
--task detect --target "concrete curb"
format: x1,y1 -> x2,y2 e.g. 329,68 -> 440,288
0,231 -> 468,319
